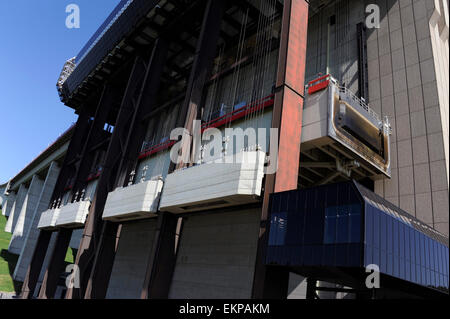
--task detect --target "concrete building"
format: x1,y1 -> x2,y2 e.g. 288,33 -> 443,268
0,126 -> 78,286
4,0 -> 446,299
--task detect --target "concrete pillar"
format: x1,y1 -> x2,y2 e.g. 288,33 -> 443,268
5,184 -> 28,233
287,273 -> 307,299
2,191 -> 16,217
13,162 -> 60,282
9,175 -> 44,255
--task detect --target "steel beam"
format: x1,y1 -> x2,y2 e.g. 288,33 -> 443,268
38,228 -> 72,299
82,38 -> 170,299
252,0 -> 309,299
21,106 -> 93,299
20,231 -> 52,299
141,0 -> 226,299
66,56 -> 148,299
173,0 -> 226,170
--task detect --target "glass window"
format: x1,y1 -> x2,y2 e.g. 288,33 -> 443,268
324,204 -> 361,244
425,237 -> 430,270
399,223 -> 405,261
349,213 -> 361,243
433,241 -> 438,274
380,213 -> 387,253
365,205 -> 373,245
336,214 -> 349,243
324,214 -> 336,244
420,233 -> 425,267
387,217 -> 393,254
393,220 -> 399,257
387,253 -> 393,276
404,227 -> 410,263
409,228 -> 415,267
380,249 -> 387,273
415,231 -> 420,266
268,212 -> 287,246
373,207 -> 380,249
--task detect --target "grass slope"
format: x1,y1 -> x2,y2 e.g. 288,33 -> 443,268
0,212 -> 22,293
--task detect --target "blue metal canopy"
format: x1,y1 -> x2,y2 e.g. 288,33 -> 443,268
266,181 -> 449,294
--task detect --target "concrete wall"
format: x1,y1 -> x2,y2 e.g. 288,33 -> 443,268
168,208 -> 260,299
366,0 -> 449,235
287,273 -> 307,299
305,0 -> 449,235
0,183 -> 8,209
1,192 -> 16,217
5,184 -> 28,233
106,219 -> 156,298
13,162 -> 60,281
8,175 -> 44,255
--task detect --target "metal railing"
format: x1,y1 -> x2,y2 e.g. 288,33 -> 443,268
337,85 -> 381,123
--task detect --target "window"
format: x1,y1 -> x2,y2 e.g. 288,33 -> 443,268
269,212 -> 287,246
324,204 -> 361,244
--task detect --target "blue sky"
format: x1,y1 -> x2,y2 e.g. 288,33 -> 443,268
0,1 -> 120,182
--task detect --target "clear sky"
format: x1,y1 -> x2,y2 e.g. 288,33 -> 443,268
0,1 -> 121,183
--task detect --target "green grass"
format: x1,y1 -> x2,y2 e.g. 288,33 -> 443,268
0,211 -> 22,293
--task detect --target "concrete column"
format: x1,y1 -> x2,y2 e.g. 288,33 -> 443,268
2,191 -> 16,217
13,162 -> 60,282
5,184 -> 28,233
9,175 -> 44,255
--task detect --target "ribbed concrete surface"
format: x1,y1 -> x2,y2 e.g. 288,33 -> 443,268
9,175 -> 44,255
106,219 -> 156,298
5,184 -> 28,233
13,162 -> 60,281
168,208 -> 260,299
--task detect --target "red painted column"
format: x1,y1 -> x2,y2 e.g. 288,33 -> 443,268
252,0 -> 308,298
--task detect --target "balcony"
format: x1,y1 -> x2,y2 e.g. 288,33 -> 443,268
37,208 -> 60,230
102,178 -> 163,222
299,75 -> 391,187
55,200 -> 90,228
159,151 -> 265,214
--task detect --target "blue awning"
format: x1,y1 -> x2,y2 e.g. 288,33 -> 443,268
266,181 -> 449,293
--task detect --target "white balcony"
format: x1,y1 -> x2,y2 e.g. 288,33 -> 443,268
55,200 -> 90,228
102,178 -> 164,222
159,151 -> 265,213
37,208 -> 60,230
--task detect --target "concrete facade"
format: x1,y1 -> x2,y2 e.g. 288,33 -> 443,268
168,209 -> 260,299
8,175 -> 44,255
13,162 -> 60,281
367,0 -> 449,235
5,184 -> 28,234
304,0 -> 449,235
6,0 -> 448,300
106,220 -> 157,299
2,191 -> 16,217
